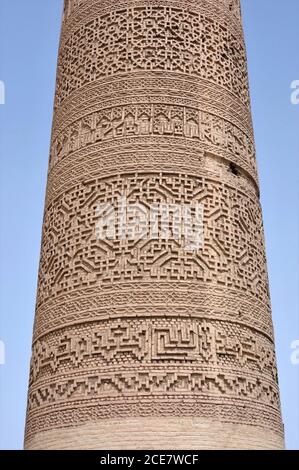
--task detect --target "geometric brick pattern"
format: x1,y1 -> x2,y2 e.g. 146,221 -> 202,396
25,0 -> 284,449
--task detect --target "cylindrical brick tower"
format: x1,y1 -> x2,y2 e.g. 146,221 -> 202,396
25,0 -> 284,449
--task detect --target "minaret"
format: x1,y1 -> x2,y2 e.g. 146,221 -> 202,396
25,0 -> 284,449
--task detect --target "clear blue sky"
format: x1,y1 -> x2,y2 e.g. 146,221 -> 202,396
0,0 -> 298,450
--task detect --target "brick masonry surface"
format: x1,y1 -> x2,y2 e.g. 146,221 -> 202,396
24,0 -> 284,450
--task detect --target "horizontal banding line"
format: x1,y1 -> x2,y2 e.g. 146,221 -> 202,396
37,289 -> 268,322
35,297 -> 271,327
205,152 -> 259,196
53,86 -> 252,128
56,9 -> 248,107
50,150 -> 257,188
29,362 -> 278,391
46,159 -> 260,208
49,113 -> 255,176
52,74 -> 253,136
30,356 -> 277,377
47,145 -> 256,184
49,130 -> 255,161
46,163 -> 258,208
55,72 -> 249,120
26,403 -> 283,439
52,93 -> 253,142
28,367 -> 280,398
25,404 -> 283,441
35,284 -> 272,314
48,136 -> 257,188
28,391 -> 281,418
32,310 -> 274,345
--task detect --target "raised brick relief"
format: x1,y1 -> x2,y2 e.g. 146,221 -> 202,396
25,0 -> 284,449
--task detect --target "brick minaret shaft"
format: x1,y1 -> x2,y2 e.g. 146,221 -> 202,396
25,0 -> 284,449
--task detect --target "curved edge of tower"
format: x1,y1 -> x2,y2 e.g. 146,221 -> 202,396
24,0 -> 285,450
